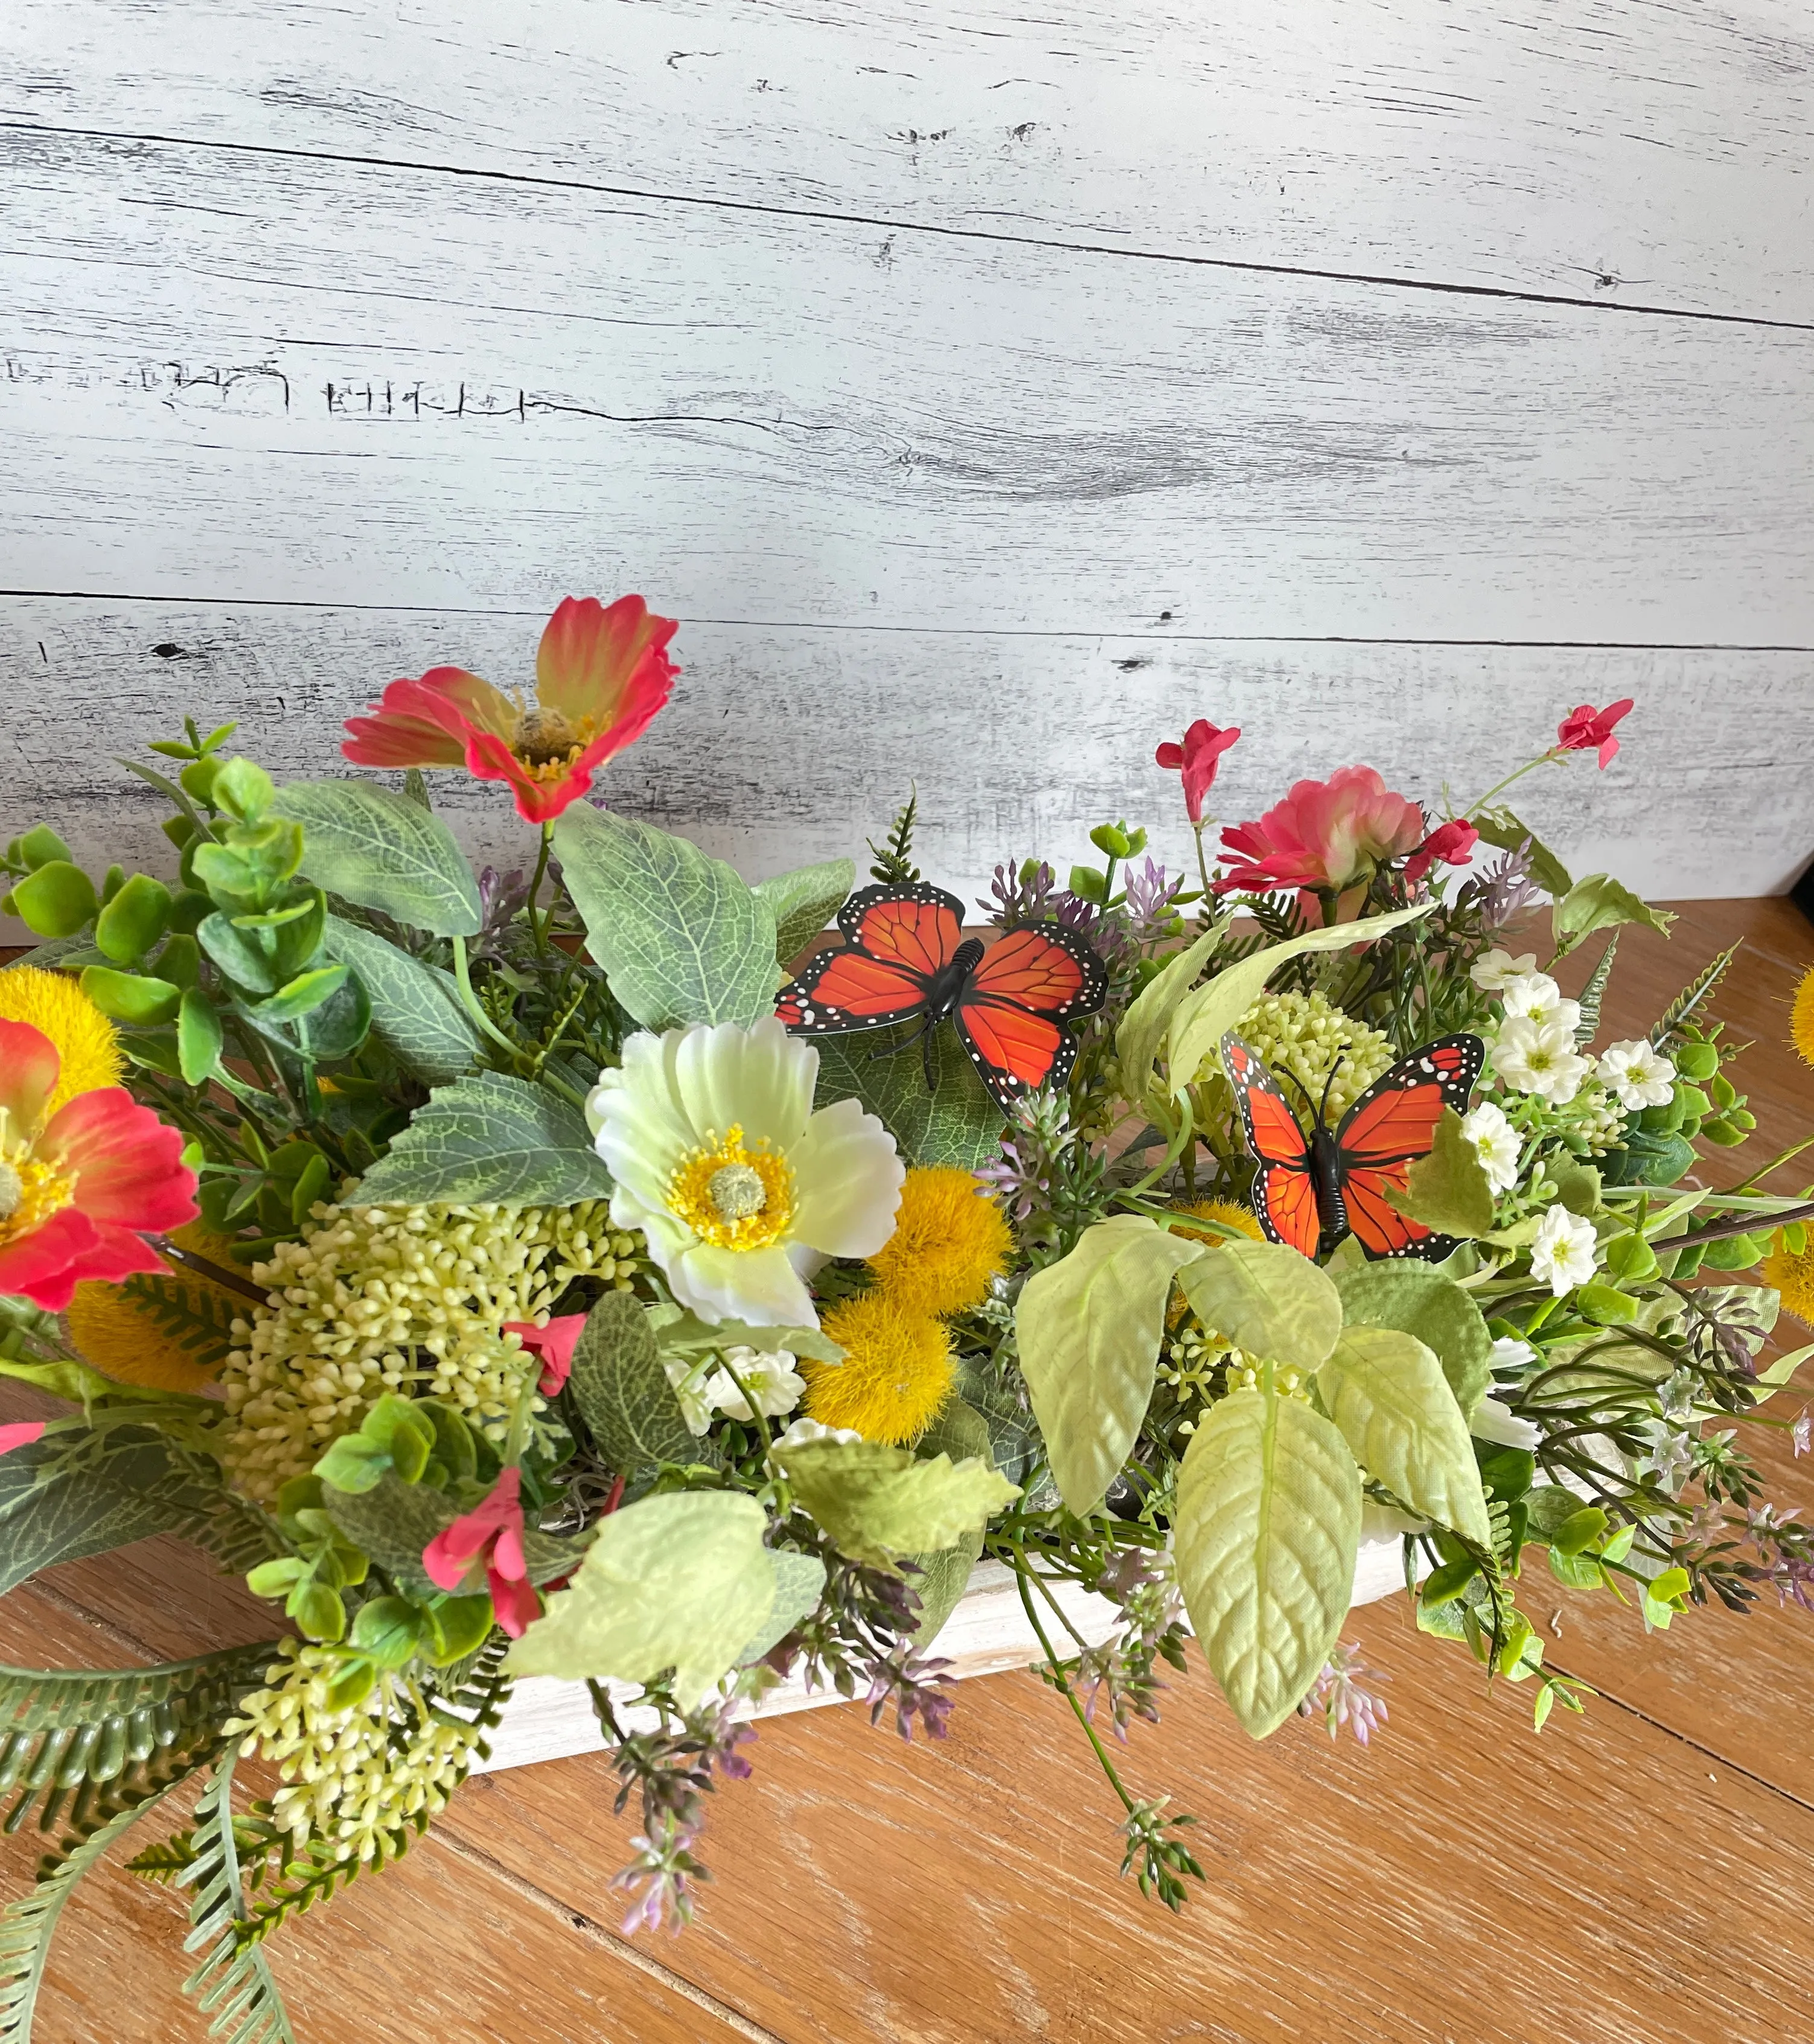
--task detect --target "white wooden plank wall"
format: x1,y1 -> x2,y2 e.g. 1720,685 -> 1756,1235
2,1 -> 1811,921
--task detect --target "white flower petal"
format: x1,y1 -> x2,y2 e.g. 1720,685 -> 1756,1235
671,1016 -> 816,1150
669,1240 -> 817,1327
788,1097 -> 906,1258
1471,949 -> 1538,992
1471,1396 -> 1542,1452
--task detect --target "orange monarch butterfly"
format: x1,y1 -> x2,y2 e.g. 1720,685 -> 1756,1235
1221,1029 -> 1485,1262
775,882 -> 1108,1111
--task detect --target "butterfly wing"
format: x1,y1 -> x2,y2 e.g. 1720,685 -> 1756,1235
1335,1034 -> 1485,1262
775,882 -> 964,1033
1221,1033 -> 1321,1259
952,922 -> 1109,1110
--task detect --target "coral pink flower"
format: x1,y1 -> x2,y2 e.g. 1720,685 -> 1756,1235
422,1466 -> 540,1638
343,596 -> 680,825
504,1314 -> 586,1395
0,1021 -> 196,1311
0,1422 -> 47,1456
1216,765 -> 1423,895
1155,720 -> 1241,824
1404,818 -> 1480,886
1556,699 -> 1634,770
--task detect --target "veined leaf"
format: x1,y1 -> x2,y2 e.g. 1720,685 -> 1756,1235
270,781 -> 482,937
1385,1107 -> 1496,1239
552,806 -> 777,1030
903,1398 -> 993,1647
650,1306 -> 844,1367
567,1291 -> 708,1474
1315,1325 -> 1492,1546
1471,805 -> 1574,898
811,1020 -> 1004,1171
1167,904 -> 1433,1098
1016,1215 -> 1206,1515
1114,916 -> 1231,1106
354,1072 -> 613,1205
1334,1260 -> 1496,1419
1553,875 -> 1675,950
505,1490 -> 776,1707
322,916 -> 482,1085
755,859 -> 855,965
1174,1385 -> 1361,1739
1175,1237 -> 1344,1375
774,1439 -> 1019,1566
321,1472 -> 458,1600
734,1550 -> 828,1666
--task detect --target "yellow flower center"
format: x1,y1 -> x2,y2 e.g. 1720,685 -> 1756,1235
667,1125 -> 794,1251
512,707 -> 599,782
0,1150 -> 74,1247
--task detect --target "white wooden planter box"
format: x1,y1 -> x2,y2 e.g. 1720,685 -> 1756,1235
475,1533 -> 1411,1774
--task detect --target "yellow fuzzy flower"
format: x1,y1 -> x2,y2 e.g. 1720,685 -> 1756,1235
1168,1198 -> 1265,1246
866,1166 -> 1011,1318
0,966 -> 123,1116
1792,966 -> 1814,1071
803,1290 -> 955,1446
1761,1228 -> 1814,1328
66,1222 -> 250,1393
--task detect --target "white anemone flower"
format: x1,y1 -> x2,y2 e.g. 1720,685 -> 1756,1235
587,1018 -> 904,1327
1497,971 -> 1582,1035
707,1345 -> 805,1422
1490,1015 -> 1592,1105
1459,1100 -> 1521,1193
1470,948 -> 1538,993
1529,1202 -> 1599,1296
1597,1038 -> 1676,1111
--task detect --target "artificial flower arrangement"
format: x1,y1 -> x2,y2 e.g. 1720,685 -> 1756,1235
2,597 -> 1812,2041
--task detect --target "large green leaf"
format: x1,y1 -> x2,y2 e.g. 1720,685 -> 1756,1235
1315,1325 -> 1492,1545
904,1397 -> 992,1646
270,781 -> 482,937
552,805 -> 777,1029
567,1291 -> 708,1474
1175,1237 -> 1344,1375
1166,904 -> 1433,1098
354,1073 -> 614,1204
321,1472 -> 458,1599
756,859 -> 854,965
1333,1262 -> 1496,1418
1114,917 -> 1230,1106
773,1439 -> 1018,1566
503,1490 -> 775,1707
1015,1215 -> 1206,1515
1173,1386 -> 1361,1739
1553,874 -> 1676,950
811,1021 -> 1004,1171
734,1550 -> 828,1666
1385,1107 -> 1495,1239
323,915 -> 482,1085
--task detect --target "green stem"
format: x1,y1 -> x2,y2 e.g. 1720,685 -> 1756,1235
1459,749 -> 1566,820
715,1353 -> 776,1451
1190,819 -> 1215,906
1121,1095 -> 1195,1202
1733,1134 -> 1814,1194
1012,1557 -> 1135,1816
451,934 -> 527,1064
525,824 -> 554,957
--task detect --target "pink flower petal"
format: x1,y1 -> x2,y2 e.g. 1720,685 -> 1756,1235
0,1421 -> 47,1455
0,1019 -> 61,1132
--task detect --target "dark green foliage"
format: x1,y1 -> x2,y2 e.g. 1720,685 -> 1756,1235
118,1268 -> 241,1374
866,788 -> 922,886
1650,943 -> 1738,1050
177,1756 -> 297,2044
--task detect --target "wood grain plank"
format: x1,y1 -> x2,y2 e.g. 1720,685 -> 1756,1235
4,0 -> 1812,322
4,605 -> 1813,946
4,130 -> 1812,645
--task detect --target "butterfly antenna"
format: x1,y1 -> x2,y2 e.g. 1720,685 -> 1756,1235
1317,1052 -> 1349,1130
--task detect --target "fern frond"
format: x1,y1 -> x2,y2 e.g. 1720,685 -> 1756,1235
1574,932 -> 1620,1047
118,1271 -> 241,1372
177,1758 -> 296,2044
1652,942 -> 1739,1050
0,1771 -> 188,2042
866,788 -> 921,886
0,1644 -> 278,1836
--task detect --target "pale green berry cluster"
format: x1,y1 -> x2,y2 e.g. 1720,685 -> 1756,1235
1236,991 -> 1397,1129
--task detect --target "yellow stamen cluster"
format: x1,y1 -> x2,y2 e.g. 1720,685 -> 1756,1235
1168,1198 -> 1265,1247
666,1125 -> 794,1251
219,1201 -> 637,1501
1792,966 -> 1814,1072
0,966 -> 123,1116
866,1166 -> 1011,1319
1762,1228 -> 1814,1329
66,1223 -> 247,1393
512,706 -> 599,784
0,1153 -> 74,1250
803,1290 -> 956,1446
227,1641 -> 484,1862
1235,991 -> 1396,1130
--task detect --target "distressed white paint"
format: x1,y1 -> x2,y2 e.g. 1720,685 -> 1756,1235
4,604 -> 1809,934
3,130 -> 1812,645
476,1539 -> 1413,1774
4,0 -> 1812,322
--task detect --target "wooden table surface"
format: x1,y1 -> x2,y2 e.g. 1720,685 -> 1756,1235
5,898 -> 1813,2044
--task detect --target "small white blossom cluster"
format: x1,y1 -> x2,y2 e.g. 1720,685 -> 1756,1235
219,1201 -> 638,1501
1472,948 -> 1672,1122
227,1641 -> 485,1862
663,1344 -> 806,1435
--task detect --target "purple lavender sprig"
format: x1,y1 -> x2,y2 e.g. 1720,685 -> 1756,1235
1298,1641 -> 1391,1746
979,855 -> 1057,928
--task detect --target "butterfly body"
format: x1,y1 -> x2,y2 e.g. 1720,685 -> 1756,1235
1222,1029 -> 1485,1263
776,882 -> 1107,1111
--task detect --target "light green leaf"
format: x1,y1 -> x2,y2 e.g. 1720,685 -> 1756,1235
270,781 -> 482,936
649,1306 -> 845,1367
1334,1262 -> 1496,1417
319,1475 -> 456,1598
904,1397 -> 992,1646
552,805 -> 777,1029
1752,1340 -> 1814,1407
1553,874 -> 1675,950
1471,805 -> 1574,898
1015,1215 -> 1206,1515
1385,1108 -> 1496,1239
1315,1325 -> 1492,1545
811,1020 -> 1004,1171
1174,1385 -> 1361,1739
756,859 -> 854,965
354,1072 -> 614,1205
323,915 -> 482,1084
1114,916 -> 1231,1106
176,986 -> 225,1086
774,1439 -> 1018,1566
504,1490 -> 775,1707
1167,903 -> 1434,1098
1175,1237 -> 1344,1375
735,1550 -> 828,1666
567,1291 -> 709,1474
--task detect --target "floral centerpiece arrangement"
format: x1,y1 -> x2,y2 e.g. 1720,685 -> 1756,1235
1,599 -> 1810,2040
